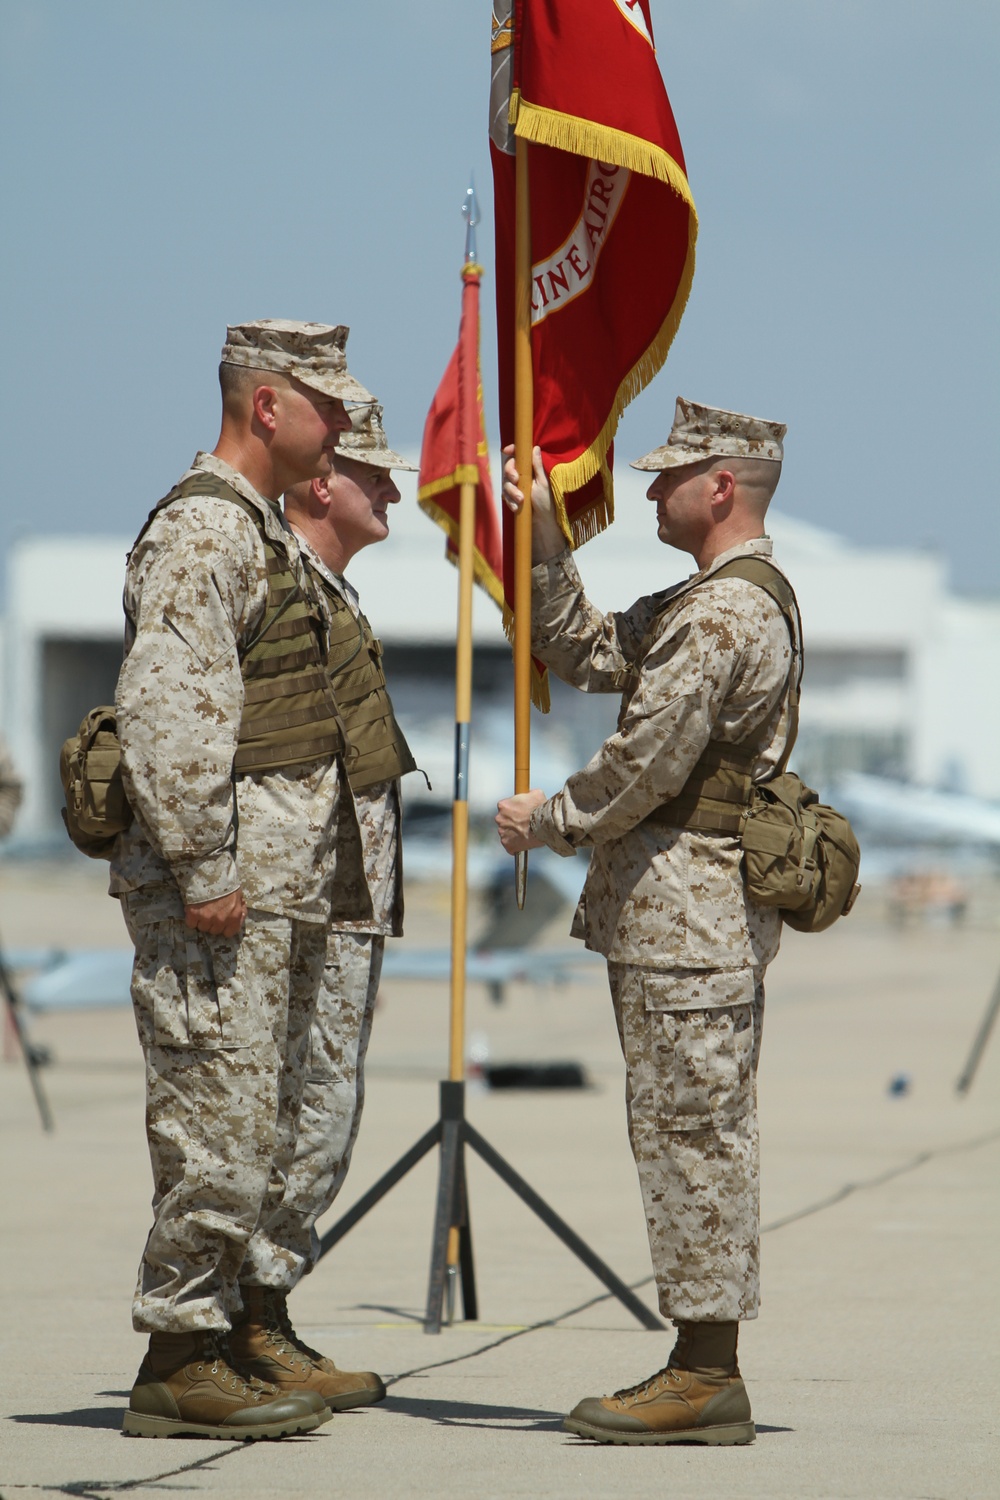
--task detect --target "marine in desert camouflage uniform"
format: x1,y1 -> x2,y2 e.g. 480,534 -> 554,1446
497,398 -> 798,1446
228,404 -> 416,1408
113,320 -> 379,1441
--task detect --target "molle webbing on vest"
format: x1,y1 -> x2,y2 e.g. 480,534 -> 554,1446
648,738 -> 758,835
139,473 -> 344,774
320,578 -> 416,794
639,557 -> 802,838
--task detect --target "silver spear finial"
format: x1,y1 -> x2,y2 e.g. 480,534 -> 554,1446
462,175 -> 480,264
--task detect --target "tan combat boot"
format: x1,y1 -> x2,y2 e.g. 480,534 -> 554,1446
563,1319 -> 755,1446
229,1286 -> 386,1412
123,1330 -> 329,1440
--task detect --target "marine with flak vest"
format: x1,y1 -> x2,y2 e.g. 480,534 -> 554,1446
111,320 -> 391,1440
498,398 -> 857,1446
223,401 -> 419,1385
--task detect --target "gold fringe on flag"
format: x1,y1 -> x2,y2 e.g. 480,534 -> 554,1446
417,489 -> 507,613
549,209 -> 697,547
501,600 -> 551,713
515,97 -> 697,211
511,95 -> 699,554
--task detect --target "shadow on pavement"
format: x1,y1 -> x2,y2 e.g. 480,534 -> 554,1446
11,1407 -> 124,1430
353,1302 -> 425,1324
383,1394 -> 564,1431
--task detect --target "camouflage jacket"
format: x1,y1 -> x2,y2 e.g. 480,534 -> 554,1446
110,453 -> 368,925
528,537 -> 797,969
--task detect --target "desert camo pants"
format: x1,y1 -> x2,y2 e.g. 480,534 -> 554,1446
241,931 -> 384,1289
607,961 -> 766,1322
122,898 -> 326,1333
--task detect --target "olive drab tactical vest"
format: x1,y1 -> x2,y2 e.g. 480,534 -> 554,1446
132,472 -> 345,775
316,573 -> 416,793
612,555 -> 861,931
611,556 -> 802,835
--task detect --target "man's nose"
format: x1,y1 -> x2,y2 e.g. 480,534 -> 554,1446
332,403 -> 353,434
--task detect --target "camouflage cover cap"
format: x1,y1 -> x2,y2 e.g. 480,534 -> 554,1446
630,397 -> 786,471
334,403 -> 417,471
221,319 -> 374,402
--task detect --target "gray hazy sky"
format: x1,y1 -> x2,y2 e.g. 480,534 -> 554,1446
1,1 -> 997,593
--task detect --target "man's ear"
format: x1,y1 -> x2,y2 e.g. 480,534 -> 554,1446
311,475 -> 332,508
711,469 -> 736,507
252,384 -> 280,433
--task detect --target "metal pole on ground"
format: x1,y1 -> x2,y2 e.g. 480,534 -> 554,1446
956,963 -> 1000,1095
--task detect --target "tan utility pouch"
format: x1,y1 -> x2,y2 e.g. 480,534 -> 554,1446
59,706 -> 132,860
740,772 -> 861,932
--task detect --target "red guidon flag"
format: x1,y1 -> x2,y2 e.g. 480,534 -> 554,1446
490,0 -> 697,707
418,263 -> 504,610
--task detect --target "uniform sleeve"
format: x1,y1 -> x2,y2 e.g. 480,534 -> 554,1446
529,587 -> 782,854
116,524 -> 261,905
530,551 -> 668,693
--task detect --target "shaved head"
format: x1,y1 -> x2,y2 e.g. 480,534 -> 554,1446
218,361 -> 292,420
711,456 -> 782,514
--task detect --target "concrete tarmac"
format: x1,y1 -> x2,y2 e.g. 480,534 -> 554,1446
1,866 -> 998,1500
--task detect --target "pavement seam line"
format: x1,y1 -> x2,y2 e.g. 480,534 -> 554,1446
759,1124 -> 1000,1234
12,1126 -> 997,1492
6,1443 -> 247,1500
385,1123 -> 1000,1388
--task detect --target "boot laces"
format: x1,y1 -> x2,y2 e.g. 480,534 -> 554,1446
196,1334 -> 266,1403
261,1292 -> 316,1372
266,1292 -> 326,1367
612,1364 -> 680,1403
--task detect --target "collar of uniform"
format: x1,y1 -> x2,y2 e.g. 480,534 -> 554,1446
292,529 -> 361,614
187,451 -> 287,542
694,534 -> 774,585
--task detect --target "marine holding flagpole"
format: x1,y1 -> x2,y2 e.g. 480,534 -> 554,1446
491,0 -> 804,1448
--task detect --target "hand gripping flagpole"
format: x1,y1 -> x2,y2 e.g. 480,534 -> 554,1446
512,136 -> 533,909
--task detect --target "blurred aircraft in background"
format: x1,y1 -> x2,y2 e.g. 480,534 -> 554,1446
833,772 -> 1000,852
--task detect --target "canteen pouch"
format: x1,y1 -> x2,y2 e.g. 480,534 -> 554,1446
59,705 -> 133,860
740,771 -> 861,933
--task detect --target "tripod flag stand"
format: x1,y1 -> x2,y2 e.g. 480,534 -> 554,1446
315,185 -> 662,1336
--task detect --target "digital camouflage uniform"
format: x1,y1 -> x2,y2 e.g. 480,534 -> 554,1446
243,413 -> 414,1289
112,452 -> 368,1334
528,535 -> 798,1322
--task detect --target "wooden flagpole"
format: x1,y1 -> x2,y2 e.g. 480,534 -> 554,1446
448,484 -> 475,1087
443,185 -> 481,1315
512,135 -> 533,909
443,467 -> 475,1314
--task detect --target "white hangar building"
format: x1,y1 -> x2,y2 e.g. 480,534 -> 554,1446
3,465 -> 999,843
